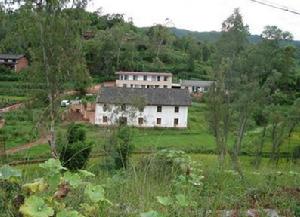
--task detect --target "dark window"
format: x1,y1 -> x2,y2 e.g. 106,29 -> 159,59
103,104 -> 108,112
124,75 -> 128,80
103,116 -> 108,123
138,117 -> 144,125
155,85 -> 159,88
174,118 -> 179,126
157,118 -> 161,125
147,85 -> 150,88
120,75 -> 123,80
144,75 -> 147,81
121,104 -> 126,111
164,76 -> 167,81
130,84 -> 134,88
163,85 -> 167,88
175,106 -> 179,113
119,117 -> 127,125
157,76 -> 160,81
138,106 -> 144,112
157,106 -> 162,112
133,75 -> 137,80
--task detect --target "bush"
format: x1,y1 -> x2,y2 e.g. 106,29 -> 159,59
138,149 -> 192,180
58,123 -> 92,171
104,126 -> 133,169
292,146 -> 300,163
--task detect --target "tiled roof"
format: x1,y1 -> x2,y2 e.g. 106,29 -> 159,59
116,71 -> 172,76
97,87 -> 191,106
180,80 -> 214,87
0,54 -> 25,60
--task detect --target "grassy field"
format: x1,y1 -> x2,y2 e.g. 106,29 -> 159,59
3,102 -> 300,161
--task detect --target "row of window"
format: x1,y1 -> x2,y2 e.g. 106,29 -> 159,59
102,116 -> 179,126
119,75 -> 169,81
122,84 -> 168,88
103,104 -> 179,113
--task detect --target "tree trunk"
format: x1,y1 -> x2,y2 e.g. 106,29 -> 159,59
254,126 -> 266,169
39,18 -> 58,158
230,115 -> 247,177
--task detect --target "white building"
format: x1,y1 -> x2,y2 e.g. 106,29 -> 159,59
180,80 -> 214,93
116,71 -> 173,88
95,87 -> 191,128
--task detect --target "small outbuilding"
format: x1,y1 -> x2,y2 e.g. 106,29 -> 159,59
180,80 -> 214,93
0,54 -> 28,72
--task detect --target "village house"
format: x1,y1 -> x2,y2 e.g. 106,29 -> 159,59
95,87 -> 191,128
116,71 -> 173,88
180,80 -> 214,93
0,54 -> 28,72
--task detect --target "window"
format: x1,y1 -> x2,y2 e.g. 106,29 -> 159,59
133,75 -> 137,80
119,117 -> 127,125
121,104 -> 126,111
157,118 -> 161,125
157,106 -> 162,112
174,118 -> 179,126
155,85 -> 159,88
157,76 -> 160,81
138,117 -> 144,125
163,85 -> 167,88
164,76 -> 168,81
103,104 -> 108,112
138,106 -> 144,112
120,75 -> 123,80
130,84 -> 134,88
143,75 -> 147,81
175,106 -> 179,113
124,75 -> 128,80
103,116 -> 108,123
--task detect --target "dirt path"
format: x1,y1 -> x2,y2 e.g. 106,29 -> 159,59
5,135 -> 49,155
0,103 -> 24,113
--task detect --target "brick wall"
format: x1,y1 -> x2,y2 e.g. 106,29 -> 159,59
15,57 -> 28,72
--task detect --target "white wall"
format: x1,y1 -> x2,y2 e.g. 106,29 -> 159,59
95,103 -> 188,128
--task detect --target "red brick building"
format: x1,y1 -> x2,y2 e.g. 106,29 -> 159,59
0,54 -> 28,72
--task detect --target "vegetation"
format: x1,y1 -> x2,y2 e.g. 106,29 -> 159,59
58,123 -> 92,171
0,1 -> 299,216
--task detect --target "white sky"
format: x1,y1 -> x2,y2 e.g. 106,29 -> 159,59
87,0 -> 300,40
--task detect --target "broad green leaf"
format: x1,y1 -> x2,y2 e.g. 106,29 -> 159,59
64,172 -> 82,187
175,194 -> 189,207
78,170 -> 95,177
57,209 -> 85,217
0,165 -> 21,180
140,210 -> 164,217
47,173 -> 61,190
39,158 -> 66,174
85,184 -> 105,203
19,196 -> 54,217
156,196 -> 172,206
22,179 -> 48,193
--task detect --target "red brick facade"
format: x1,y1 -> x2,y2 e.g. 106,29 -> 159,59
15,57 -> 28,72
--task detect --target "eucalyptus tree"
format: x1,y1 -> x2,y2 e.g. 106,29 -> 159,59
208,8 -> 261,174
6,0 -> 90,157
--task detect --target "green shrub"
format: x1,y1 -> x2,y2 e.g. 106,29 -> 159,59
59,123 -> 92,171
292,146 -> 300,162
104,126 -> 134,169
138,149 -> 192,180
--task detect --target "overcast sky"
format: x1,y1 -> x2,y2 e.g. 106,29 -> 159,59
87,0 -> 300,40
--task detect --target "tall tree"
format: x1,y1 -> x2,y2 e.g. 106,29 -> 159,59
8,0 -> 90,157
